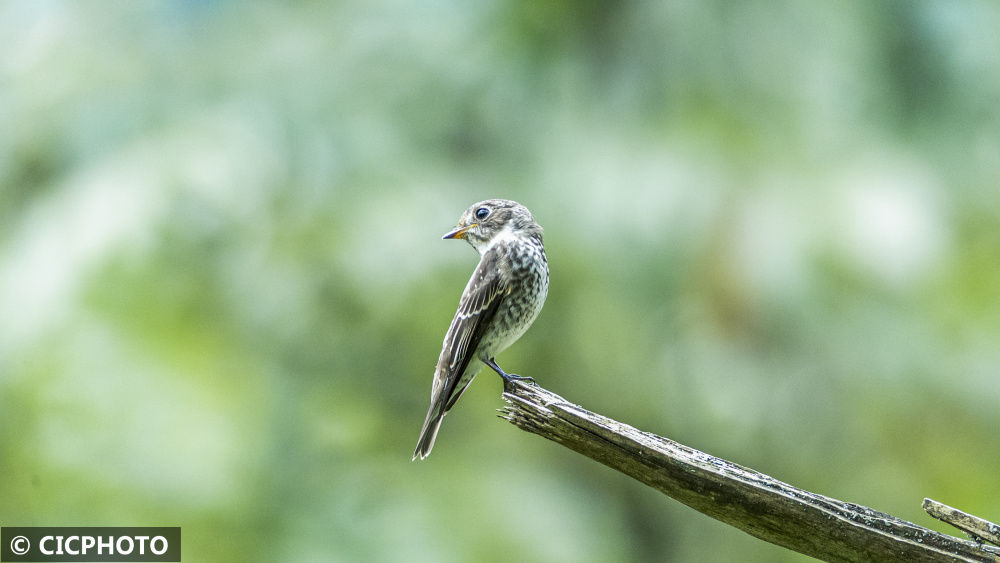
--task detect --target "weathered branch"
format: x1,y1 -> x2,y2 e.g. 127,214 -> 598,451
499,380 -> 1000,563
924,499 -> 1000,548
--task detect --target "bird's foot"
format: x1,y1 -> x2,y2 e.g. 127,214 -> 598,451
500,372 -> 535,393
485,357 -> 536,389
500,372 -> 534,384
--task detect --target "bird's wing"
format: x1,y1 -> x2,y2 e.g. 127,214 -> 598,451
434,248 -> 510,414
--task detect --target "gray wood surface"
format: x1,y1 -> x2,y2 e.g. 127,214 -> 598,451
499,380 -> 1000,563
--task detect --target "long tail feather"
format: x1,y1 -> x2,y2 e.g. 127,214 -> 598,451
413,407 -> 445,460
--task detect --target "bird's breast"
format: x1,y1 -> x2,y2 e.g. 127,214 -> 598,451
481,240 -> 548,355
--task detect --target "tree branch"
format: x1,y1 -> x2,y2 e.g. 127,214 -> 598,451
499,380 -> 1000,563
924,499 -> 1000,548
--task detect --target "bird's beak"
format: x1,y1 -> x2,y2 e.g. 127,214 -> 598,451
443,224 -> 476,240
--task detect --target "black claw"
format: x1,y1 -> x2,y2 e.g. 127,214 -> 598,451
501,373 -> 534,383
485,357 -> 536,388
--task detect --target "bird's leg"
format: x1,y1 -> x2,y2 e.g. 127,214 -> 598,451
484,357 -> 535,386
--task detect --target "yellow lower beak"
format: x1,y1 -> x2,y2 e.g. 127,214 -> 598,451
443,224 -> 476,239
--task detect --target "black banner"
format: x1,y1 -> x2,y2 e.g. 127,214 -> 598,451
1,527 -> 180,562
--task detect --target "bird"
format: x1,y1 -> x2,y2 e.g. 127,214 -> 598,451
413,199 -> 549,460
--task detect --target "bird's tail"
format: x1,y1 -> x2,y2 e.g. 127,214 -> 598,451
412,405 -> 445,461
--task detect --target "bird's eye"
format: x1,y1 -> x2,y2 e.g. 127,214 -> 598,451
475,207 -> 490,220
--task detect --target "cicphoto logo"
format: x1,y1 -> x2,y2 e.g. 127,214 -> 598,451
1,527 -> 180,562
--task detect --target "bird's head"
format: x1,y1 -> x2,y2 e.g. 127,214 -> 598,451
443,199 -> 542,254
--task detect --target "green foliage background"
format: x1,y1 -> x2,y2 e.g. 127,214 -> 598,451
2,2 -> 999,561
